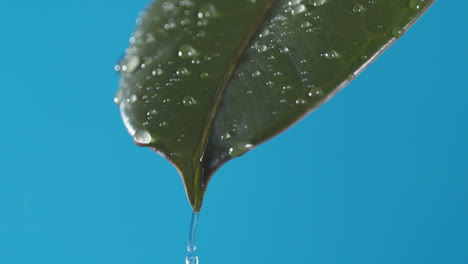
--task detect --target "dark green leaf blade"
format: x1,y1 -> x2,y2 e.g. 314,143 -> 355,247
116,0 -> 275,210
116,0 -> 435,212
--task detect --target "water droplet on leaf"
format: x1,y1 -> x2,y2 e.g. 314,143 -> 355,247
312,0 -> 327,7
178,44 -> 198,59
220,132 -> 232,141
295,98 -> 307,105
197,3 -> 218,19
152,68 -> 164,76
183,95 -> 197,106
127,94 -> 138,104
291,4 -> 307,15
177,67 -> 191,76
251,70 -> 262,77
408,0 -> 425,12
392,27 -> 404,38
123,56 -> 141,73
257,45 -> 268,53
323,49 -> 340,60
229,143 -> 253,157
114,90 -> 123,106
147,109 -> 158,116
133,129 -> 153,146
199,72 -> 209,79
308,88 -> 324,97
301,21 -> 312,28
352,3 -> 365,13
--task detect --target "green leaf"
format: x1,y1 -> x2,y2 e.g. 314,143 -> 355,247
115,0 -> 435,212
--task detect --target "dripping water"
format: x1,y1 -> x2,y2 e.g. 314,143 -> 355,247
185,212 -> 200,264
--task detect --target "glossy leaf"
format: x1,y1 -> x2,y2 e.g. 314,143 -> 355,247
115,0 -> 435,212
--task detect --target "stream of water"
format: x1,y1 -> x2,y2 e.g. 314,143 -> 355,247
185,212 -> 200,264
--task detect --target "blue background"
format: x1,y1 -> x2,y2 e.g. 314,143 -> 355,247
0,1 -> 466,263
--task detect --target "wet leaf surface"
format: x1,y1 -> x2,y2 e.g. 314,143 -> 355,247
116,0 -> 435,212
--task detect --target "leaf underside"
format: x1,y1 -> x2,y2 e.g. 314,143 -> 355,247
116,0 -> 435,212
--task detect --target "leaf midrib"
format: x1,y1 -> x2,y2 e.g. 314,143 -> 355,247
190,0 -> 276,211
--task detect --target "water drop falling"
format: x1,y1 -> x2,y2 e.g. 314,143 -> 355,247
185,212 -> 200,264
